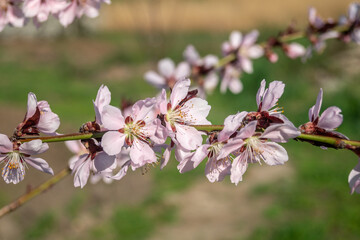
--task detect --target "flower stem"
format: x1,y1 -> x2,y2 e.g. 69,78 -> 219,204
0,167 -> 71,219
19,125 -> 360,149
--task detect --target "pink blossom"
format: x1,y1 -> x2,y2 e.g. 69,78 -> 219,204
144,58 -> 190,90
220,65 -> 243,94
23,0 -> 67,26
0,134 -> 53,184
183,45 -> 219,95
176,142 -> 231,183
222,30 -> 264,74
58,0 -> 109,27
16,92 -> 60,136
243,79 -> 295,129
158,78 -> 211,150
0,0 -> 24,32
67,139 -> 116,188
308,88 -> 343,131
348,160 -> 360,194
217,121 -> 299,185
101,98 -> 166,169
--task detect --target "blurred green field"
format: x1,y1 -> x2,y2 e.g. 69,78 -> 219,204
0,29 -> 360,240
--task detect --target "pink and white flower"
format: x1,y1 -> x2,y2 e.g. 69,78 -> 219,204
177,141 -> 231,183
183,45 -> 219,95
144,58 -> 190,90
16,92 -> 60,136
217,121 -> 299,185
67,139 -> 116,188
101,98 -> 166,169
307,88 -> 343,132
23,0 -> 67,26
58,0 -> 110,27
158,78 -> 211,150
0,134 -> 53,184
0,0 -> 24,32
243,79 -> 294,129
222,30 -> 264,74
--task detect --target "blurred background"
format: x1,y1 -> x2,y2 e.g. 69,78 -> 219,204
1,0 -> 360,239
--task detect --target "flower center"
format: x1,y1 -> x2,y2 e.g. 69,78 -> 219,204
123,116 -> 147,145
2,152 -> 26,184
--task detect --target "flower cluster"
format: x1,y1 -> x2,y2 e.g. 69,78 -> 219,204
0,92 -> 59,184
144,3 -> 360,97
64,79 -> 301,187
0,76 -> 358,196
0,0 -> 109,31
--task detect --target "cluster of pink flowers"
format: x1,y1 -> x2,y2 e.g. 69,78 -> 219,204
0,77 -> 357,195
0,0 -> 109,31
144,3 -> 360,97
62,78 -> 302,188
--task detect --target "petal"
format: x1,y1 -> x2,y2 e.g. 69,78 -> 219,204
348,161 -> 360,194
174,62 -> 190,80
26,92 -> 38,120
237,121 -> 257,139
20,140 -> 49,155
256,79 -> 266,107
73,159 -> 92,188
160,145 -> 172,169
0,134 -> 13,153
230,154 -> 248,185
112,160 -> 130,180
191,144 -> 210,168
25,157 -> 54,175
261,124 -> 300,143
93,84 -> 111,125
101,131 -> 125,155
129,140 -> 156,169
175,125 -> 203,150
285,43 -> 306,59
144,71 -> 166,89
7,5 -> 24,27
309,88 -> 323,121
170,78 -> 191,108
247,45 -> 264,59
58,0 -> 77,27
242,30 -> 259,47
218,111 -> 247,142
239,57 -> 253,73
37,111 -> 60,134
23,0 -> 41,17
183,45 -> 200,64
217,138 -> 244,159
203,73 -> 219,93
348,3 -> 360,22
260,142 -> 288,165
230,31 -> 242,48
203,55 -> 218,68
93,152 -> 116,172
102,105 -> 125,130
317,106 -> 343,130
182,97 -> 211,124
229,78 -> 243,94
158,58 -> 175,78
205,157 -> 231,183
